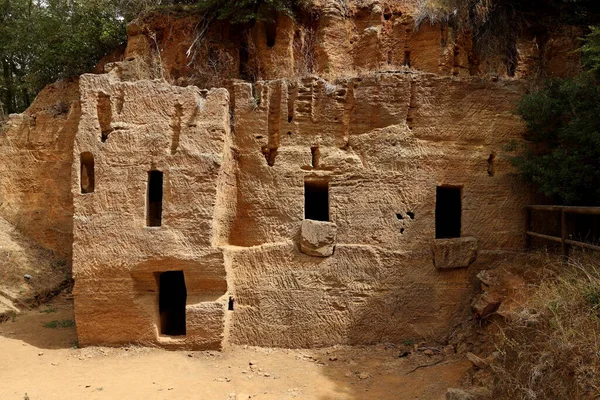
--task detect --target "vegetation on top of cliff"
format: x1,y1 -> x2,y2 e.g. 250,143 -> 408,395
0,0 -> 310,116
417,0 -> 600,76
191,0 -> 311,23
511,28 -> 600,206
0,0 -> 134,115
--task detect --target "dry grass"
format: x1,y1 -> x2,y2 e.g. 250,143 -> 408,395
492,253 -> 600,399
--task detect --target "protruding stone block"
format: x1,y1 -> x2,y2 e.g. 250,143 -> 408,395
300,219 -> 337,257
432,237 -> 478,269
471,292 -> 501,318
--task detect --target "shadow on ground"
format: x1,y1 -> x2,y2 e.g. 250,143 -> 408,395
0,292 -> 77,349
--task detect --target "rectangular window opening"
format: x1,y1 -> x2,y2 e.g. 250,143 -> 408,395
435,186 -> 462,239
147,170 -> 163,227
304,180 -> 329,221
80,152 -> 95,194
158,271 -> 187,337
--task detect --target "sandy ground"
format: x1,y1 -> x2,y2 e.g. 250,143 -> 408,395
0,293 -> 470,400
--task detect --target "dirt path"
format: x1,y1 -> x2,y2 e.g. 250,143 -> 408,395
0,294 -> 470,400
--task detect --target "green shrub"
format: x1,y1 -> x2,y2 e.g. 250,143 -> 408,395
513,75 -> 600,205
511,27 -> 600,206
43,319 -> 75,329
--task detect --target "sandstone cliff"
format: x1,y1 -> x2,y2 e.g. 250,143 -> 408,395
0,0 -> 584,349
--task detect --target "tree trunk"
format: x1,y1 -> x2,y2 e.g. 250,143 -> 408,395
2,58 -> 15,114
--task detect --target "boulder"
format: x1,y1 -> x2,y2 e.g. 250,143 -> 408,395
471,292 -> 501,318
432,237 -> 478,269
300,219 -> 337,257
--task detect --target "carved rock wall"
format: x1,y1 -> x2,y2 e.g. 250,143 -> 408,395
224,73 -> 530,347
71,72 -> 233,349
68,70 -> 531,349
121,0 -> 581,88
0,80 -> 80,261
0,0 -> 569,350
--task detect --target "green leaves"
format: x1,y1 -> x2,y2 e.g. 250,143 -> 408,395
513,34 -> 600,206
0,0 -> 309,114
0,0 -> 129,113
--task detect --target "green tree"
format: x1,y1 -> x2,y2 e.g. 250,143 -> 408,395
513,28 -> 600,205
0,0 -> 307,115
0,0 -> 176,115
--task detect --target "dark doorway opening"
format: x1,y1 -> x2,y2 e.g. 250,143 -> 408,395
404,50 -> 411,67
147,170 -> 163,227
305,180 -> 329,221
158,271 -> 187,336
265,21 -> 277,47
435,186 -> 462,239
239,43 -> 250,80
80,152 -> 95,194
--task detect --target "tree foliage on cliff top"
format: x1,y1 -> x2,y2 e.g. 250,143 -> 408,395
0,0 -> 133,114
0,0 -> 305,115
417,0 -> 600,75
512,28 -> 600,206
192,0 -> 310,23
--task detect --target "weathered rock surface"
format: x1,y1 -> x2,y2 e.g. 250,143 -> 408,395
471,292 -> 501,318
300,219 -> 337,256
120,0 -> 582,88
432,237 -> 478,269
472,267 -> 528,319
0,216 -> 70,320
3,0 -> 578,350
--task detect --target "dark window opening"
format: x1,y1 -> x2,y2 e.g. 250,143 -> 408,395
265,21 -> 277,47
80,152 -> 95,194
487,154 -> 496,177
147,170 -> 163,227
228,297 -> 234,311
305,180 -> 329,221
97,92 -> 112,143
239,43 -> 250,81
158,271 -> 187,336
404,51 -> 411,67
435,186 -> 462,239
506,46 -> 518,77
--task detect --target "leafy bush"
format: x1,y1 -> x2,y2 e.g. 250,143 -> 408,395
513,74 -> 600,205
0,0 -> 130,114
43,319 -> 75,329
0,0 -> 308,115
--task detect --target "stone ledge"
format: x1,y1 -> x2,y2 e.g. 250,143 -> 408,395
431,237 -> 478,270
300,219 -> 337,257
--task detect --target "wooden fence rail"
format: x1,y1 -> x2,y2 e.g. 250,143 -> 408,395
526,205 -> 600,257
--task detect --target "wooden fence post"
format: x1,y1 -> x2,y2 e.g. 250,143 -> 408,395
525,207 -> 531,249
561,208 -> 569,259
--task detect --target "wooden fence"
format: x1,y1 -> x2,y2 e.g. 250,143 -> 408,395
526,205 -> 600,257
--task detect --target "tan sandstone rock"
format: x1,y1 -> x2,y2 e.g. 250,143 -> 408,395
300,219 -> 337,257
432,237 -> 478,270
